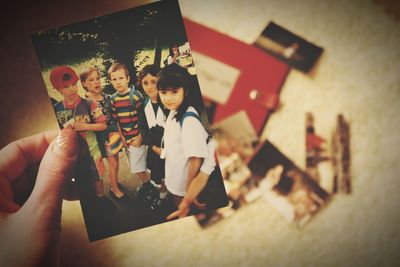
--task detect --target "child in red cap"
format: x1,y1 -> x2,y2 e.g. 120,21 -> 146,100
50,65 -> 108,198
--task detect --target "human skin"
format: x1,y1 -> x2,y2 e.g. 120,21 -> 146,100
159,87 -> 184,111
0,129 -> 79,267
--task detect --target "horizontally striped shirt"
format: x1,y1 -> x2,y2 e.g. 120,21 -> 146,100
111,88 -> 143,144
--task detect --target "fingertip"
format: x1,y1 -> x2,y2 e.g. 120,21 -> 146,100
52,128 -> 79,158
7,203 -> 21,213
0,196 -> 21,213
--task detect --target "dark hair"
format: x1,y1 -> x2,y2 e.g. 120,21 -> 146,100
157,63 -> 201,121
137,64 -> 161,90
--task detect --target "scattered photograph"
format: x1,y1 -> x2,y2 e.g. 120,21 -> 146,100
195,112 -> 261,228
249,141 -> 330,227
194,111 -> 335,228
332,114 -> 351,194
31,0 -> 228,241
254,21 -> 324,73
305,112 -> 335,193
304,112 -> 352,195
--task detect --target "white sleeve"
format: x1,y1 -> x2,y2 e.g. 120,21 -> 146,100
181,117 -> 208,159
167,56 -> 174,65
200,139 -> 216,175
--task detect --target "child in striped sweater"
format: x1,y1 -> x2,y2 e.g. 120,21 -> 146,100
108,63 -> 154,198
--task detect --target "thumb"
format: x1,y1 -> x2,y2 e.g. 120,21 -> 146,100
20,129 -> 79,230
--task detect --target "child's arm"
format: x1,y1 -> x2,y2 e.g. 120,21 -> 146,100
166,157 -> 203,220
74,99 -> 107,132
72,122 -> 106,132
187,157 -> 203,188
116,121 -> 128,148
167,171 -> 209,220
137,103 -> 151,145
131,133 -> 143,147
152,145 -> 162,156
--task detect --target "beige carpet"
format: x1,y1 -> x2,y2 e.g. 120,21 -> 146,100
1,0 -> 399,266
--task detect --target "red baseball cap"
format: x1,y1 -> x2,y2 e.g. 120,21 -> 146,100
49,66 -> 79,89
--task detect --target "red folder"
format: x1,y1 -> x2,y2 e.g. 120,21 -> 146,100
184,18 -> 290,134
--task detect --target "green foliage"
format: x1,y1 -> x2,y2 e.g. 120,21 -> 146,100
31,0 -> 187,76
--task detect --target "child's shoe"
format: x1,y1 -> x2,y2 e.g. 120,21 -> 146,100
149,192 -> 169,211
149,197 -> 164,211
135,182 -> 155,199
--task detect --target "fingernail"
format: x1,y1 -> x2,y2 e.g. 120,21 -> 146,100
53,129 -> 78,157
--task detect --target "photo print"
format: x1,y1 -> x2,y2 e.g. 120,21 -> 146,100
254,21 -> 324,73
249,141 -> 330,227
195,113 -> 331,228
31,0 -> 228,241
305,112 -> 351,194
195,112 -> 259,227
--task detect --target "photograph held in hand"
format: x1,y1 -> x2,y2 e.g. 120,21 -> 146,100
31,0 -> 228,241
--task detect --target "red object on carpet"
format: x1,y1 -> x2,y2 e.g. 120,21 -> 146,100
184,18 -> 290,134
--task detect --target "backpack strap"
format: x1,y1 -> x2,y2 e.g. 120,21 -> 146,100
179,111 -> 201,128
128,86 -> 143,107
111,86 -> 142,107
111,91 -> 117,103
179,111 -> 212,143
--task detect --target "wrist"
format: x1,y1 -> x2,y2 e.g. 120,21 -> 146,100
182,196 -> 194,205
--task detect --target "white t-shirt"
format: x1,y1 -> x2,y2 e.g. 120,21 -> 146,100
163,106 -> 216,196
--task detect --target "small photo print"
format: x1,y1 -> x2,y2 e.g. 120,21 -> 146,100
195,112 -> 261,228
305,112 -> 351,194
31,0 -> 228,241
254,21 -> 324,73
248,141 -> 330,227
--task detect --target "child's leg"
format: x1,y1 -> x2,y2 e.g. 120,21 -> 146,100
95,157 -> 106,177
94,180 -> 104,197
107,154 -> 124,197
128,145 -> 156,198
87,155 -> 105,197
94,157 -> 105,196
136,171 -> 150,183
159,179 -> 167,199
148,152 -> 167,199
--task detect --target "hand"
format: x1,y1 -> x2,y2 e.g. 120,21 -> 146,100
131,134 -> 143,148
63,118 -> 75,129
71,122 -> 89,131
120,134 -> 128,148
166,197 -> 206,220
152,145 -> 162,156
166,197 -> 191,220
192,198 -> 207,210
0,129 -> 79,267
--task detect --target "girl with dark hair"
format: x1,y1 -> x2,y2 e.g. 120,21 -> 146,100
137,64 -> 169,209
157,64 -> 216,217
